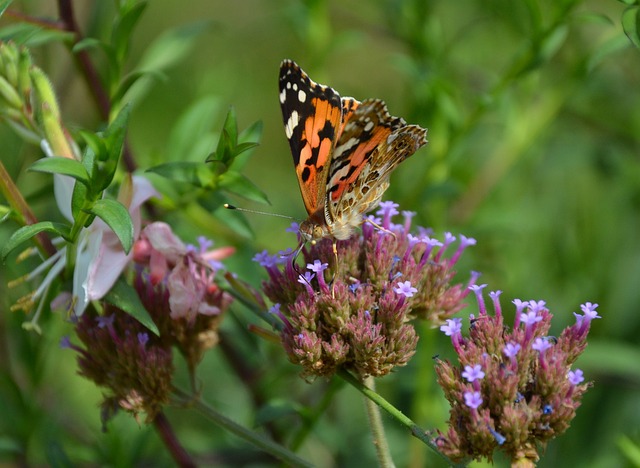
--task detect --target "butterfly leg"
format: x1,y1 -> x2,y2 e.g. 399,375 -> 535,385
363,218 -> 397,240
329,240 -> 339,297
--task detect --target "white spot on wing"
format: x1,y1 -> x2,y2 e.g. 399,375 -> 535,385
332,137 -> 360,159
364,120 -> 374,132
298,89 -> 306,102
279,89 -> 287,104
285,110 -> 299,139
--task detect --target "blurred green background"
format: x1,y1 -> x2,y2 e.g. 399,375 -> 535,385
1,0 -> 639,466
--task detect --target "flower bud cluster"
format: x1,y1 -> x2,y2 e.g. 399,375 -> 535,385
0,41 -> 78,158
255,202 -> 477,378
64,307 -> 173,424
434,286 -> 598,464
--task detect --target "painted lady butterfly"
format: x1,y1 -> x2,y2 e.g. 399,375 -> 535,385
279,60 -> 428,245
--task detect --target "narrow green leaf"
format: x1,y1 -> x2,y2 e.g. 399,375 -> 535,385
222,107 -> 238,146
0,22 -> 74,46
104,278 -> 159,336
165,95 -> 220,162
232,141 -> 260,158
0,0 -> 14,18
0,205 -> 11,223
231,120 -> 264,169
1,222 -> 70,260
72,37 -> 105,54
111,69 -> 163,109
539,25 -> 568,63
29,157 -> 90,185
137,20 -> 215,71
239,119 -> 264,144
87,199 -> 134,254
219,171 -> 270,204
105,104 -> 130,162
147,161 -> 212,187
112,2 -> 147,62
622,6 -> 640,49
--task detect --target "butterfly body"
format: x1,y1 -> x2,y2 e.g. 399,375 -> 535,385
279,60 -> 428,243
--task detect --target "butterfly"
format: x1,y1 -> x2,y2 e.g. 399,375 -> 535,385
279,60 -> 428,248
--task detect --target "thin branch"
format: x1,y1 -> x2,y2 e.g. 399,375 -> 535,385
153,411 -> 197,468
56,0 -> 136,172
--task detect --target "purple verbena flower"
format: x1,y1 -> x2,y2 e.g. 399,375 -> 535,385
434,286 -> 597,464
464,391 -> 483,409
394,280 -> 418,298
568,369 -> 585,385
462,364 -> 485,382
257,202 -> 474,378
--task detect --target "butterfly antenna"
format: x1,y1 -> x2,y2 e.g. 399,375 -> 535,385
291,240 -> 307,280
224,204 -> 296,220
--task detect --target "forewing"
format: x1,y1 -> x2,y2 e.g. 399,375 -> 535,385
279,60 -> 343,215
326,99 -> 428,217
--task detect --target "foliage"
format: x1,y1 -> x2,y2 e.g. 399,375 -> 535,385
0,1 -> 638,466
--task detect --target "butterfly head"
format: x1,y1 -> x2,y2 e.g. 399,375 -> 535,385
298,219 -> 329,244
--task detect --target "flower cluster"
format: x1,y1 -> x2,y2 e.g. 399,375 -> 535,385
62,223 -> 234,424
434,285 -> 599,464
254,202 -> 477,378
63,307 -> 174,424
133,222 -> 234,370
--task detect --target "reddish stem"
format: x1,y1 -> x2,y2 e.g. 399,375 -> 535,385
153,412 -> 196,468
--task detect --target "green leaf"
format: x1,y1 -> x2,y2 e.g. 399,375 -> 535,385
165,95 -> 220,162
0,22 -> 74,46
28,157 -> 90,185
147,161 -> 212,187
622,6 -> 640,49
1,222 -> 70,260
78,130 -> 107,159
539,25 -> 569,63
137,20 -> 215,71
239,119 -> 264,144
111,2 -> 147,63
219,171 -> 270,204
0,205 -> 11,223
232,141 -> 260,157
222,107 -> 238,148
111,69 -> 163,109
90,105 -> 130,192
86,199 -> 134,254
0,0 -> 14,18
72,37 -> 106,54
103,278 -> 159,336
234,120 -> 263,166
105,104 -> 130,162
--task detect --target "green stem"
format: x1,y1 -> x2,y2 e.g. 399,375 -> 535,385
0,160 -> 56,257
363,375 -> 395,467
337,369 -> 464,467
172,386 -> 313,468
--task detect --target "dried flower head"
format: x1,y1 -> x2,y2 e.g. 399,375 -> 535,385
434,286 -> 598,464
63,306 -> 173,425
133,222 -> 234,370
256,201 -> 477,378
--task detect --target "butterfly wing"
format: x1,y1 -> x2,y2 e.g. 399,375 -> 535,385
327,99 -> 428,226
279,60 -> 346,216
